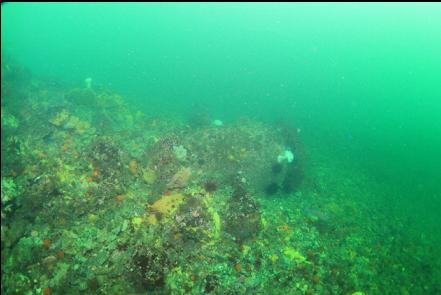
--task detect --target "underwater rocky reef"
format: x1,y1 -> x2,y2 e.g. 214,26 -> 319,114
1,55 -> 440,295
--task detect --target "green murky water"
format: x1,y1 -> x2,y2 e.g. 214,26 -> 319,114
2,3 -> 440,294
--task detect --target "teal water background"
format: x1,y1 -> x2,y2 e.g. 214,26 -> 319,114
2,3 -> 441,238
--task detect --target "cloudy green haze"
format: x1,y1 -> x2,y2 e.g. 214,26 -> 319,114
2,3 -> 440,293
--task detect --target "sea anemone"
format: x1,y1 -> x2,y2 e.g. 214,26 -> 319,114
203,180 -> 218,192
